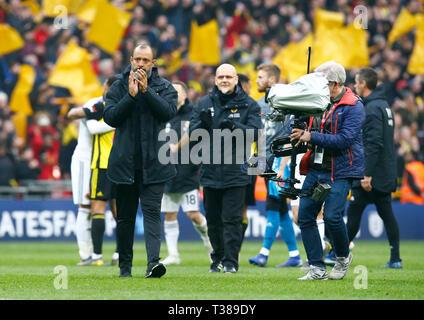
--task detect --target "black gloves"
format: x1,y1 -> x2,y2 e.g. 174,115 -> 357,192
219,119 -> 236,130
199,109 -> 237,131
83,102 -> 104,120
199,109 -> 213,129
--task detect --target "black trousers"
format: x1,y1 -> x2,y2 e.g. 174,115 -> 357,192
346,187 -> 401,262
115,170 -> 165,271
203,186 -> 246,270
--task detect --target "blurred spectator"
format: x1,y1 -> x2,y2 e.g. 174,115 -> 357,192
14,146 -> 40,182
27,112 -> 60,162
0,91 -> 10,120
98,58 -> 115,84
400,151 -> 424,204
0,138 -> 17,186
231,33 -> 258,76
38,131 -> 61,180
0,118 -> 22,154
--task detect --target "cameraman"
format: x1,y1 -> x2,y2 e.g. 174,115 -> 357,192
290,61 -> 365,280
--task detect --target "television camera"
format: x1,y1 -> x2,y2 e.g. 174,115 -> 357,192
253,50 -> 332,201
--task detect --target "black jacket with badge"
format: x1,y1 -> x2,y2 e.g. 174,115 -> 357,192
103,65 -> 178,185
355,84 -> 397,193
189,84 -> 262,189
164,99 -> 200,193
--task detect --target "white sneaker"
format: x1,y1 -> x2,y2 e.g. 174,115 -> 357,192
77,257 -> 93,266
300,261 -> 311,271
298,265 -> 328,280
329,253 -> 353,280
161,255 -> 181,265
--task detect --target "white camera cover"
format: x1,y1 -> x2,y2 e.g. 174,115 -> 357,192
267,72 -> 330,115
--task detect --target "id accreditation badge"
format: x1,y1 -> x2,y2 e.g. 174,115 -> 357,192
314,145 -> 324,164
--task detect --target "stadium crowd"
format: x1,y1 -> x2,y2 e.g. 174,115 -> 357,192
0,0 -> 423,200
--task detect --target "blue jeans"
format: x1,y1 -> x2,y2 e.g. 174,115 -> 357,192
298,169 -> 351,268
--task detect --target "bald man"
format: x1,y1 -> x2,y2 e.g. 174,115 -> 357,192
104,42 -> 178,279
189,63 -> 262,273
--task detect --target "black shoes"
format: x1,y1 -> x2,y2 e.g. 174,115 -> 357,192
208,262 -> 223,273
119,269 -> 132,278
223,265 -> 237,273
145,262 -> 166,278
209,263 -> 237,273
118,263 -> 166,278
208,265 -> 220,273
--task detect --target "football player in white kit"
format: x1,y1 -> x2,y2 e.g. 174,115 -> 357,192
67,78 -> 117,266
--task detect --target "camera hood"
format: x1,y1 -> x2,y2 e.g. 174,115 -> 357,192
266,72 -> 330,116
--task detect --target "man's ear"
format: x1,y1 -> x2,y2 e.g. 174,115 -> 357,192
152,59 -> 157,66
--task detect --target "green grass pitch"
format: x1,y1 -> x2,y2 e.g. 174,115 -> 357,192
0,240 -> 423,300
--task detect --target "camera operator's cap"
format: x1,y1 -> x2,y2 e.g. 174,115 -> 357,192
314,61 -> 346,84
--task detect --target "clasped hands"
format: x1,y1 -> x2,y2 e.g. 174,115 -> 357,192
129,68 -> 148,97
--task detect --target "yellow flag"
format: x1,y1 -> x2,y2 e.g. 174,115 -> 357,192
388,7 -> 416,46
42,0 -> 70,17
312,9 -> 369,69
408,14 -> 424,75
9,64 -> 35,116
312,26 -> 345,68
21,0 -> 41,15
342,24 -> 369,68
0,24 -> 24,55
188,19 -> 220,65
272,34 -> 313,83
76,0 -> 104,23
11,113 -> 28,146
48,41 -> 103,104
86,1 -> 131,54
314,8 -> 344,31
273,10 -> 369,79
314,24 -> 369,69
68,0 -> 85,14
